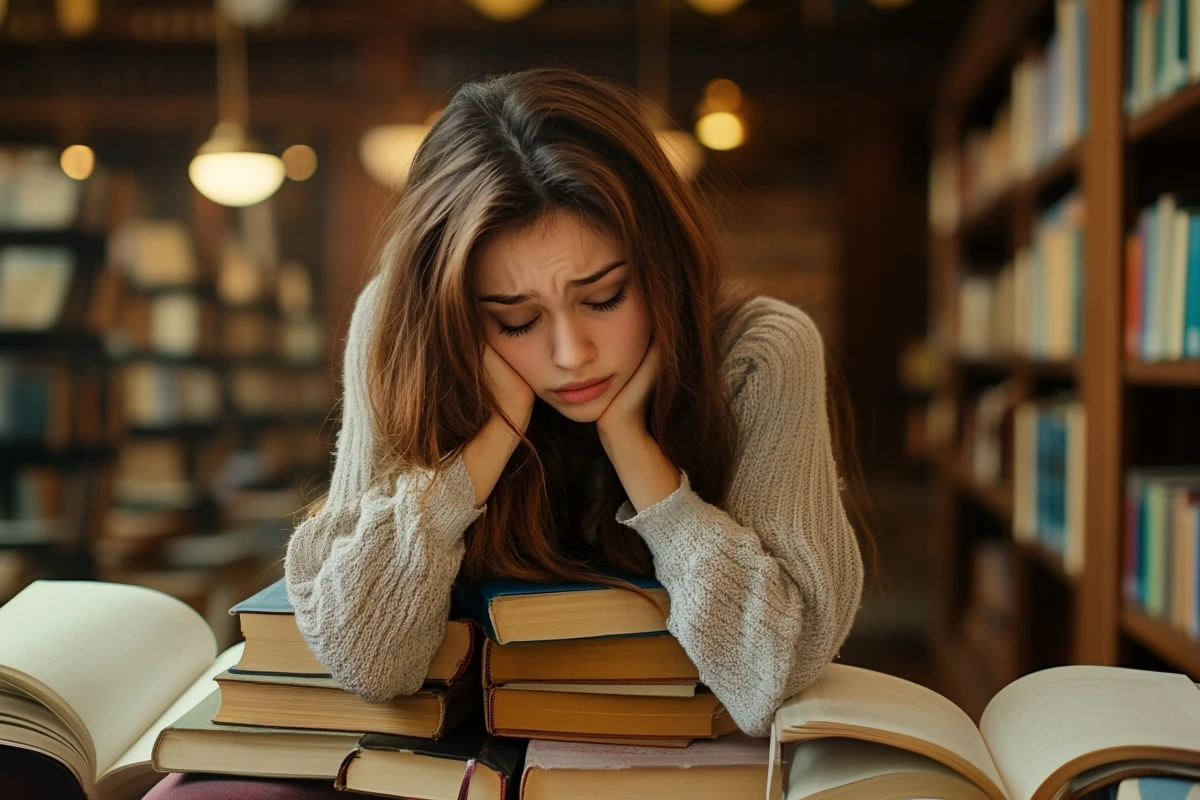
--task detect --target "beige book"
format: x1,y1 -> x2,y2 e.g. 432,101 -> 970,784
520,732 -> 769,800
502,682 -> 696,698
482,634 -> 698,685
769,663 -> 1200,800
213,668 -> 477,739
152,690 -> 358,780
486,685 -> 735,743
236,611 -> 474,685
0,580 -> 247,800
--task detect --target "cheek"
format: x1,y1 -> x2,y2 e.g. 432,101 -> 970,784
485,332 -> 541,384
613,300 -> 652,368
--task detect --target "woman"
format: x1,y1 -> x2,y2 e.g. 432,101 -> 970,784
149,66 -> 865,797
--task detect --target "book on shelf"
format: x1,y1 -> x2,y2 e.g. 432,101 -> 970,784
150,690 -> 360,782
0,245 -> 75,331
1012,397 -> 1087,577
519,733 -> 770,800
455,574 -> 669,645
1127,194 -> 1200,362
0,580 -> 246,800
212,664 -> 479,739
1125,0 -> 1197,116
334,716 -> 527,800
1124,467 -> 1200,629
768,662 -> 1200,800
229,577 -> 478,684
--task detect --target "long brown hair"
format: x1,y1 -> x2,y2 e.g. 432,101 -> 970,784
339,67 -> 865,587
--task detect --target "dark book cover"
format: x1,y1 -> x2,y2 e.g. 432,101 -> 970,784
337,713 -> 527,799
229,577 -> 290,616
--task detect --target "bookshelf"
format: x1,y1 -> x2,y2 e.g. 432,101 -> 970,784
929,0 -> 1200,720
0,140 -> 334,637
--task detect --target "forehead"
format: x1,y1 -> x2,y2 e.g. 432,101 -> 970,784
474,211 -> 623,290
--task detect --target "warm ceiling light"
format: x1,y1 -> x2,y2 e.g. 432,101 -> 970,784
281,144 -> 317,181
703,78 -> 743,112
0,0 -> 8,26
189,121 -> 285,207
684,0 -> 748,16
218,0 -> 292,27
656,129 -> 705,183
695,111 -> 745,151
56,0 -> 98,37
358,123 -> 429,189
190,5 -> 283,207
464,0 -> 545,21
60,145 -> 95,180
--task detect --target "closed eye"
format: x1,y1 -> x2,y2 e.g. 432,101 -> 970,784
495,287 -> 628,338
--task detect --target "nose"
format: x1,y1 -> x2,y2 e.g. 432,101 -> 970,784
550,313 -> 596,372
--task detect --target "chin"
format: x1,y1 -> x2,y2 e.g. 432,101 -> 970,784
549,403 -> 604,424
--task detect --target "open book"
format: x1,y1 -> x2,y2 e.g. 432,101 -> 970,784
0,580 -> 247,800
770,663 -> 1200,800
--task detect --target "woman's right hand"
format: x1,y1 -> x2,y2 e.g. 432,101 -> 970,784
482,345 -> 534,433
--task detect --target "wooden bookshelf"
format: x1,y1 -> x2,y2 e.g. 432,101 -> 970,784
930,0 -> 1129,687
1015,539 -> 1074,587
1026,140 -> 1082,197
1122,606 -> 1200,678
1127,79 -> 1200,142
938,455 -> 1013,522
1124,360 -> 1200,387
932,632 -> 1001,722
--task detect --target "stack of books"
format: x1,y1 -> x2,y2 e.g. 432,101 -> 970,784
153,575 -> 770,799
458,575 -> 734,746
151,578 -> 481,786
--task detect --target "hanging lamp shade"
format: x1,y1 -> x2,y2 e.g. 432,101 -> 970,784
358,123 -> 429,189
217,0 -> 291,26
684,0 -> 747,16
464,0 -> 545,21
189,121 -> 285,207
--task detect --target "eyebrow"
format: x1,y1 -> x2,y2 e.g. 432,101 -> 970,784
477,260 -> 627,305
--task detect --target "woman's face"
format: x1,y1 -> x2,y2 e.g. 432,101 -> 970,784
474,210 -> 652,424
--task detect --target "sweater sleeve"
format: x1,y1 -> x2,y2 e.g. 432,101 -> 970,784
614,299 -> 863,736
284,276 -> 484,701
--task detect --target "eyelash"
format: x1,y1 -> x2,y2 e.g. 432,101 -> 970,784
498,288 -> 628,338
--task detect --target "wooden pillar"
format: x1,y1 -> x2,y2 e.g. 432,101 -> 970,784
1076,0 -> 1124,665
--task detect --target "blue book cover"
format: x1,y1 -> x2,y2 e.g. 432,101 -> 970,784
454,574 -> 666,645
1143,205 -> 1159,360
1184,214 -> 1200,357
1117,776 -> 1200,800
230,577 -> 291,616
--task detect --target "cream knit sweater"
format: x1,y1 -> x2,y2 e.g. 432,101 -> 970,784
284,276 -> 863,737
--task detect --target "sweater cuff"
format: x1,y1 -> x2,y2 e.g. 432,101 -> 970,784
420,452 -> 486,548
615,471 -> 717,561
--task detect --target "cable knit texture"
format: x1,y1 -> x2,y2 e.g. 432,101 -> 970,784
285,276 -> 863,736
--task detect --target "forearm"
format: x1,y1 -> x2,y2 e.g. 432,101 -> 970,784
286,455 -> 483,699
598,425 -> 681,513
461,415 -> 524,508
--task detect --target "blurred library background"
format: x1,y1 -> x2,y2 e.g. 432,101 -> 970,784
4,0 -> 1200,721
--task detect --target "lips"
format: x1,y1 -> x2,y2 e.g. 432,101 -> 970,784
551,376 -> 613,405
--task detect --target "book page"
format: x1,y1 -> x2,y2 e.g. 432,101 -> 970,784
101,642 -> 245,784
979,666 -> 1200,800
775,664 -> 1006,800
785,739 -> 994,800
0,581 -> 216,779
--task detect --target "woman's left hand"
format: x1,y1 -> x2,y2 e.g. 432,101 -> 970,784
596,340 -> 662,441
